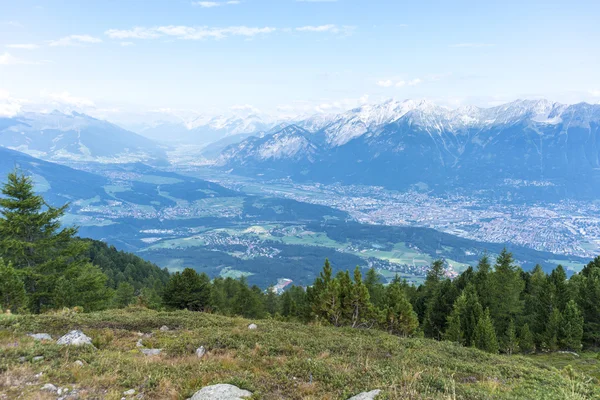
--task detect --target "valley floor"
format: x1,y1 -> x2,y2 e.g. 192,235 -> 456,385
0,309 -> 598,400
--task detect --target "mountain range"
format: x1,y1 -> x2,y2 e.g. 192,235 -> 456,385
0,111 -> 166,163
219,99 -> 600,200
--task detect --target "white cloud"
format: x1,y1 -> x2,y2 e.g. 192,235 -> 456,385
589,89 -> 600,97
49,34 -> 102,47
40,90 -> 95,108
377,80 -> 394,88
194,1 -> 220,7
6,44 -> 38,50
0,52 -> 32,65
295,24 -> 354,35
192,0 -> 240,6
395,80 -> 406,87
120,41 -> 134,46
408,78 -> 422,86
450,43 -> 495,48
296,24 -> 337,32
0,89 -> 24,117
106,25 -> 276,40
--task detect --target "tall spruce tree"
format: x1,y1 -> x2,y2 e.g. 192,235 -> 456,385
0,171 -> 109,312
383,276 -> 419,336
489,249 -> 524,339
474,308 -> 499,354
559,300 -> 584,351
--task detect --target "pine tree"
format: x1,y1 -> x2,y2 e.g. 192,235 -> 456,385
0,259 -> 27,313
474,254 -> 492,310
382,278 -> 419,336
350,266 -> 373,328
474,309 -> 499,354
504,319 -> 519,355
488,249 -> 524,339
444,292 -> 466,344
559,300 -> 583,351
575,265 -> 600,346
519,323 -> 535,354
461,284 -> 483,346
549,265 -> 570,312
163,268 -> 212,311
364,267 -> 385,308
114,282 -> 136,308
542,308 -> 561,351
0,170 -> 97,312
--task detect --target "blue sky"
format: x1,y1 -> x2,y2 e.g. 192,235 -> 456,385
1,0 -> 599,120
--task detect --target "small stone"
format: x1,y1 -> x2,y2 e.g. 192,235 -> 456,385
74,360 -> 85,367
123,389 -> 136,396
248,323 -> 258,330
34,372 -> 43,379
140,348 -> 162,356
57,330 -> 94,347
189,384 -> 252,400
347,390 -> 382,400
195,346 -> 206,358
32,356 -> 44,362
18,356 -> 26,363
159,325 -> 169,332
28,333 -> 52,341
41,383 -> 58,393
136,339 -> 144,348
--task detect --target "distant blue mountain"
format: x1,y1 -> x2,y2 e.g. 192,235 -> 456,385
0,111 -> 166,163
220,100 -> 600,200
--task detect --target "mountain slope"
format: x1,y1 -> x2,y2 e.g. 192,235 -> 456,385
1,309 -> 597,399
0,146 -> 109,203
0,111 -> 166,163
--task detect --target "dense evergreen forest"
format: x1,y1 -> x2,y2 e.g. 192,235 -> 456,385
0,170 -> 597,355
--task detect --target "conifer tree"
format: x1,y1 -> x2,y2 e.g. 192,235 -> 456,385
559,300 -> 583,351
488,249 -> 524,338
519,323 -> 535,353
504,319 -> 519,355
383,277 -> 419,336
114,282 -> 136,308
444,292 -> 466,344
350,266 -> 373,327
163,268 -> 212,311
364,267 -> 385,308
474,254 -> 492,310
461,283 -> 483,346
0,259 -> 27,313
0,170 -> 99,312
474,309 -> 499,354
549,265 -> 570,312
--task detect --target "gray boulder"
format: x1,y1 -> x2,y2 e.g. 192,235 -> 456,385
32,356 -> 44,362
347,390 -> 381,400
28,333 -> 52,341
141,348 -> 162,356
196,346 -> 206,358
57,330 -> 94,347
188,384 -> 252,400
248,323 -> 258,330
41,383 -> 58,393
159,325 -> 169,332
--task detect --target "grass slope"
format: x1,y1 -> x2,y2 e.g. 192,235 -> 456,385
0,309 -> 597,400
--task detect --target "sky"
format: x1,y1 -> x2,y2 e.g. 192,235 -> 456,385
1,0 -> 599,122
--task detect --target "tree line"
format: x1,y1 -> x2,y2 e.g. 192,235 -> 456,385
0,170 -> 596,355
